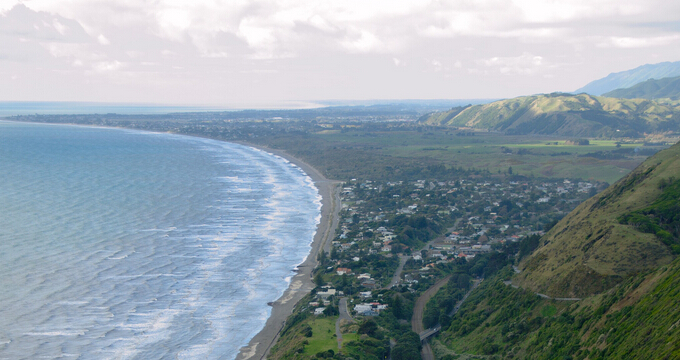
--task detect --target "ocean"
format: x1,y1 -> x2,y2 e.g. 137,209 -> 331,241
0,121 -> 321,359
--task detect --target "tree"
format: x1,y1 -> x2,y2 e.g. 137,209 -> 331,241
317,250 -> 327,264
323,305 -> 339,316
508,166 -> 513,175
314,272 -> 324,286
358,319 -> 378,336
392,295 -> 404,319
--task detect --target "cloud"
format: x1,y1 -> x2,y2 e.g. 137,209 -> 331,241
601,35 -> 680,48
1,0 -> 680,103
92,60 -> 122,72
478,53 -> 548,75
0,4 -> 90,42
97,34 -> 110,45
7,0 -> 680,58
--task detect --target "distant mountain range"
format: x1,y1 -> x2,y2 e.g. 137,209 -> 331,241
419,93 -> 680,137
604,75 -> 680,100
576,61 -> 680,95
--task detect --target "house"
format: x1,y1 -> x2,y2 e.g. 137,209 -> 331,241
336,267 -> 352,276
359,291 -> 372,298
357,273 -> 371,280
317,287 -> 336,299
354,304 -> 371,312
361,279 -> 377,289
314,307 -> 326,316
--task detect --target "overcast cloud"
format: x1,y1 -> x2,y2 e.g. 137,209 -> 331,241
1,0 -> 680,106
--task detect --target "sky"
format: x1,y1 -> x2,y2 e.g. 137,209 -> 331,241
1,0 -> 680,107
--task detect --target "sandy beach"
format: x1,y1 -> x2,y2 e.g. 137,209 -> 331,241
234,143 -> 342,360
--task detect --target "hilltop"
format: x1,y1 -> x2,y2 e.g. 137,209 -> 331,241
575,61 -> 680,95
604,75 -> 680,100
420,93 -> 680,137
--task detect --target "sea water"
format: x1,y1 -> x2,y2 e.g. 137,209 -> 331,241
0,121 -> 321,359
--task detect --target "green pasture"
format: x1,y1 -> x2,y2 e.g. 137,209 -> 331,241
302,317 -> 339,355
311,130 -> 664,183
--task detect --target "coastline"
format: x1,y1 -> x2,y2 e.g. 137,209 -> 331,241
234,142 -> 343,360
0,119 -> 341,359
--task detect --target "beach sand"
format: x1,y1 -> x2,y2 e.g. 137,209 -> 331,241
235,143 -> 342,360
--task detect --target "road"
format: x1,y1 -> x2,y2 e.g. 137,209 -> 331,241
388,218 -> 465,290
449,279 -> 482,317
387,255 -> 409,288
413,276 -> 481,360
503,280 -> 580,301
412,276 -> 450,360
411,275 -> 451,334
421,341 -> 435,360
336,297 -> 353,349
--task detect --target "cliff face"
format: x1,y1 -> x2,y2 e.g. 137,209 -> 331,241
515,141 -> 680,298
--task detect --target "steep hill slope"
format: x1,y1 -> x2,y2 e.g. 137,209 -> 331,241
515,141 -> 680,298
604,75 -> 680,100
420,93 -> 680,137
440,258 -> 680,359
576,61 -> 680,95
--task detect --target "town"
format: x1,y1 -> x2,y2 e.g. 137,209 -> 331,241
270,171 -> 607,359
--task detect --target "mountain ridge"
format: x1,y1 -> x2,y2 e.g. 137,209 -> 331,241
575,61 -> 680,95
420,93 -> 680,137
603,75 -> 680,100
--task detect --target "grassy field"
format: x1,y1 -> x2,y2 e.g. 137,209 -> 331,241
293,130 -> 670,183
302,317 -> 339,355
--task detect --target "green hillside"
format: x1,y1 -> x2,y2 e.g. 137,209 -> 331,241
420,93 -> 680,137
604,75 -> 680,100
438,259 -> 680,359
436,142 -> 680,359
516,141 -> 680,298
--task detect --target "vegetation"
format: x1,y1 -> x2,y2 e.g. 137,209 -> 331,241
516,142 -> 680,298
604,75 -> 680,100
420,93 -> 680,138
9,110 -> 671,184
437,258 -> 680,359
7,106 -> 680,360
619,176 -> 680,253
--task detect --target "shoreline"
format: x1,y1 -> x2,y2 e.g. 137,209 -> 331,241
0,120 -> 342,359
234,142 -> 343,360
